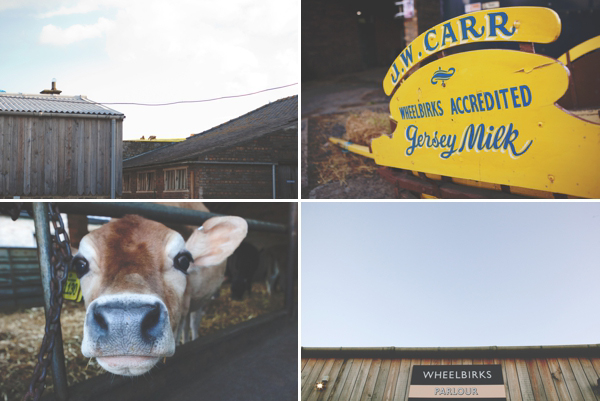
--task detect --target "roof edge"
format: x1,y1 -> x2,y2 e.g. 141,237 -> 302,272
302,344 -> 600,359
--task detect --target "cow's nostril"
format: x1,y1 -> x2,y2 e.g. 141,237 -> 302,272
140,303 -> 161,338
94,310 -> 109,332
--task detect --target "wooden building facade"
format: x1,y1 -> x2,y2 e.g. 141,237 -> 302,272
122,96 -> 298,199
0,93 -> 124,198
301,346 -> 600,401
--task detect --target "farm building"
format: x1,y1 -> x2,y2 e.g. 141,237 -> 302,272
301,346 -> 600,401
0,89 -> 125,198
122,95 -> 298,199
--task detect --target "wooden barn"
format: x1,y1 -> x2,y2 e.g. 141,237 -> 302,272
301,346 -> 600,401
0,92 -> 124,198
122,95 -> 298,199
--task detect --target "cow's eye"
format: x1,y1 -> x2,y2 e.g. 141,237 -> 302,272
72,256 -> 89,278
174,251 -> 193,273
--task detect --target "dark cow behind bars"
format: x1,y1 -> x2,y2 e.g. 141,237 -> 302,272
226,242 -> 260,300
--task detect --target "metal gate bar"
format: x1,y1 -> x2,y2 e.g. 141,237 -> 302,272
32,203 -> 68,401
57,202 -> 287,233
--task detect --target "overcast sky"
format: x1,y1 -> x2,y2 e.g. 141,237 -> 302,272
0,0 -> 298,139
302,202 -> 600,348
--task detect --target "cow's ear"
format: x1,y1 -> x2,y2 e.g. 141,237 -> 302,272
185,216 -> 248,267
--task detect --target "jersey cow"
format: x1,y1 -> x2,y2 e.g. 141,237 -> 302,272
72,213 -> 247,376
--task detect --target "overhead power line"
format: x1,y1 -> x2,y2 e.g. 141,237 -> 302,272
97,83 -> 298,106
0,83 -> 298,107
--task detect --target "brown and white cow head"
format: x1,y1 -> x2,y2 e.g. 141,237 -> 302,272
73,214 -> 247,376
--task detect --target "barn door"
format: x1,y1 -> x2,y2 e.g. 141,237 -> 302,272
276,165 -> 297,199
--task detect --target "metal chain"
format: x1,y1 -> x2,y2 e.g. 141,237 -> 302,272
19,203 -> 72,401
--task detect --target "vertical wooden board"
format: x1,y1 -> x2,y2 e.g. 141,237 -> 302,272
516,359 -> 536,401
56,118 -> 65,195
97,120 -> 106,195
349,359 -> 373,401
84,119 -> 92,195
329,360 -> 355,401
75,119 -> 85,195
335,359 -> 364,401
462,359 -> 473,365
64,119 -> 73,195
557,358 -> 585,401
579,359 -> 600,391
302,358 -> 309,371
7,116 -> 17,195
451,358 -> 462,365
0,117 -> 5,194
431,359 -> 441,365
591,359 -> 600,377
383,359 -> 402,401
302,359 -> 318,391
89,120 -> 98,196
360,359 -> 383,401
392,359 -> 416,401
302,359 -> 327,401
566,358 -> 597,401
15,117 -> 24,195
421,359 -> 432,366
474,359 -> 484,365
500,360 -> 513,401
43,119 -> 52,195
303,358 -> 336,401
526,359 -> 549,401
23,118 -> 32,195
371,360 -> 392,401
34,118 -> 44,196
546,358 -> 575,401
116,121 -> 123,196
311,359 -> 345,401
506,360 -> 524,401
106,120 -> 112,195
52,118 -> 60,194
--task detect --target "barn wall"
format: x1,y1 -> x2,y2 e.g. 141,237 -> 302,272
301,355 -> 600,401
122,163 -> 276,199
0,115 -> 123,198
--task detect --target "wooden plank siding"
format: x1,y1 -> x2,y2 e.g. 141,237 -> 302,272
301,353 -> 600,401
0,115 -> 122,197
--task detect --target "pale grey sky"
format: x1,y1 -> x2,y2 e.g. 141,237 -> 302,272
301,202 -> 600,348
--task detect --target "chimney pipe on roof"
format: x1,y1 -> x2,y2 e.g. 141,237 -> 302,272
40,79 -> 62,95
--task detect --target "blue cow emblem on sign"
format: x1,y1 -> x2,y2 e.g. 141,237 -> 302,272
431,67 -> 456,85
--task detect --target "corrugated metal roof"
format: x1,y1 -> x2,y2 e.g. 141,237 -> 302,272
0,93 -> 124,116
123,95 -> 297,169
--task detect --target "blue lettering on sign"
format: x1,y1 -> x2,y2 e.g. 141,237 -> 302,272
450,85 -> 532,115
459,15 -> 485,41
424,29 -> 438,52
404,123 -> 533,159
399,100 -> 445,120
431,67 -> 456,85
400,45 -> 414,68
487,12 -> 516,38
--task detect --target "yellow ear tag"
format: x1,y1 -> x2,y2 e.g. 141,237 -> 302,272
63,272 -> 83,302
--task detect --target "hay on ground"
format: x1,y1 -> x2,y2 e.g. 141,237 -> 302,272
345,110 -> 391,146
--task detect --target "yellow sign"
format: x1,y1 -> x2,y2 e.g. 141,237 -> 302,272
383,7 -> 561,95
63,272 -> 83,302
372,49 -> 600,198
558,35 -> 600,64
